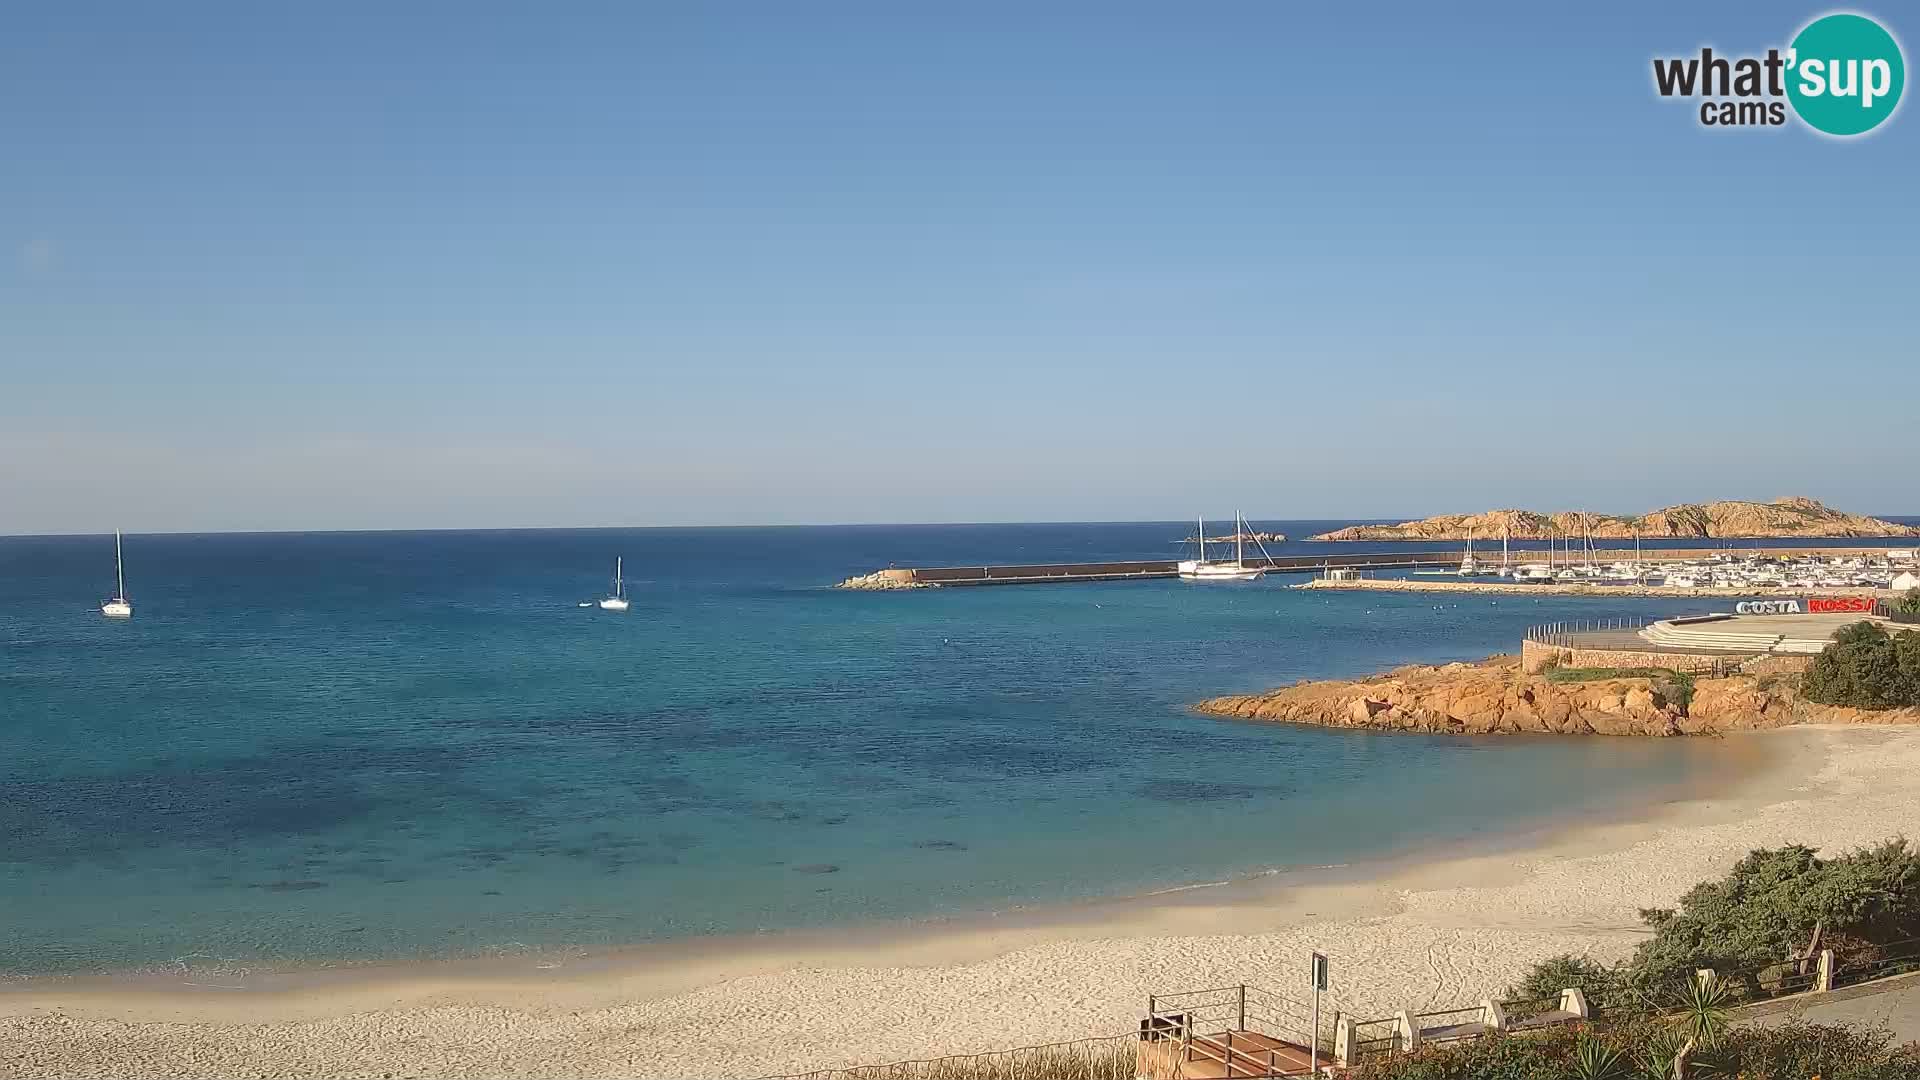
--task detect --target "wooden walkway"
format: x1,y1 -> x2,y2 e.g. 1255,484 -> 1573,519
1138,1029 -> 1319,1078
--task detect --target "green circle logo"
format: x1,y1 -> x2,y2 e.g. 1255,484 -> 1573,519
1787,13 -> 1905,136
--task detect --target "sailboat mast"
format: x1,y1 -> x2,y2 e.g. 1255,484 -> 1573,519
1198,516 -> 1206,564
1236,512 -> 1244,566
115,529 -> 125,598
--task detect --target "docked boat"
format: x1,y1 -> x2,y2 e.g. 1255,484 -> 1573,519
1178,513 -> 1268,582
101,529 -> 132,618
598,557 -> 631,611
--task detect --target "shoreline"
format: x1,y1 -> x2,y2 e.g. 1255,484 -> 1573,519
15,727 -> 1920,1078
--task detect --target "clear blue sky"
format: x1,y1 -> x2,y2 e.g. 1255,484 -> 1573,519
4,2 -> 1915,533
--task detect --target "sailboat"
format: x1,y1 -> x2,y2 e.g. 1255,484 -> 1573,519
598,557 -> 631,611
101,529 -> 132,618
1177,513 -> 1268,582
1458,526 -> 1482,576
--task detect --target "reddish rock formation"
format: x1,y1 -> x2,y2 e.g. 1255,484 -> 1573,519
1311,497 -> 1920,542
1194,656 -> 1920,737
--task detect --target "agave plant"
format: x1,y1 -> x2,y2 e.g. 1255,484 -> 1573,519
1674,976 -> 1732,1049
1572,1031 -> 1629,1080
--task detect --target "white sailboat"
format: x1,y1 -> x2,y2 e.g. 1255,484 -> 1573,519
101,529 -> 132,618
598,557 -> 631,611
1177,513 -> 1268,582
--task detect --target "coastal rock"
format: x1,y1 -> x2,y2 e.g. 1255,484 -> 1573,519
836,570 -> 930,590
1310,497 -> 1920,542
1205,653 -> 1920,734
1196,656 -> 1920,737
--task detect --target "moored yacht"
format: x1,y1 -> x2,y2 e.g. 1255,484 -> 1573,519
1178,513 -> 1269,582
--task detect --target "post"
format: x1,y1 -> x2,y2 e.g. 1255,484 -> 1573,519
1395,1010 -> 1420,1051
1481,998 -> 1507,1033
1333,1016 -> 1355,1068
1238,984 -> 1246,1032
1310,990 -> 1321,1075
1311,951 -> 1329,1076
1560,987 -> 1591,1020
1817,949 -> 1836,993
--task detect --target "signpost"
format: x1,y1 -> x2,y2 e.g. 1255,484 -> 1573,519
1310,952 -> 1329,1075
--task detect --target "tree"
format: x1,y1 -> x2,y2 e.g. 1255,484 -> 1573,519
1801,622 -> 1920,709
1898,587 -> 1920,619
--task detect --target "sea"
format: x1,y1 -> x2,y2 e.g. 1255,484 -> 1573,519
2,520 -> 1913,977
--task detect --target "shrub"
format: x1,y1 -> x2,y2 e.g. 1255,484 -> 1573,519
1898,587 -> 1920,619
1505,954 -> 1619,1009
1628,839 -> 1920,998
1801,621 -> 1920,709
1508,839 -> 1920,1009
1346,1022 -> 1920,1080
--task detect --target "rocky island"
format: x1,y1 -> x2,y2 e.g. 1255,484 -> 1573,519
1311,497 -> 1919,542
1196,656 -> 1920,737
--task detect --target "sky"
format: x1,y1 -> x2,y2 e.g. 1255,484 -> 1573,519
3,1 -> 1916,533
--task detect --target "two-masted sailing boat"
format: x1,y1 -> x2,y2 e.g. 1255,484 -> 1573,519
1177,513 -> 1271,582
101,529 -> 132,618
598,557 -> 631,611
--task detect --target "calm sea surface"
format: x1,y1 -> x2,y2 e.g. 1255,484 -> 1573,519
3,521 -> 1911,976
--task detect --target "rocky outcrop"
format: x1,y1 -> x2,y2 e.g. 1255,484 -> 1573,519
1311,497 -> 1920,542
836,570 -> 930,590
1194,657 -> 1920,736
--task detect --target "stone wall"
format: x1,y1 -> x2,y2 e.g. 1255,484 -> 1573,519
1520,638 -> 1750,675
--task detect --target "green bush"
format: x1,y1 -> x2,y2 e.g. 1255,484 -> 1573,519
1509,840 -> 1920,1007
1897,587 -> 1920,619
1346,1029 -> 1573,1080
1346,1022 -> 1920,1080
1505,953 -> 1619,1008
1801,621 -> 1920,709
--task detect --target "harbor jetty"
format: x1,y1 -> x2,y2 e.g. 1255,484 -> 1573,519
838,551 -> 1481,589
837,545 -> 1915,590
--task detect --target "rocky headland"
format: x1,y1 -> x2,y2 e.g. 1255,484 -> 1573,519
1312,497 -> 1920,542
1195,656 -> 1920,737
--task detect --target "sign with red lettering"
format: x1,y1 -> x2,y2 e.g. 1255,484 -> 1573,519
1808,596 -> 1876,614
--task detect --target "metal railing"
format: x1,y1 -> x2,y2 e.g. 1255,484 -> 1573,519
1140,983 -> 1338,1077
1834,936 -> 1920,988
1523,617 -> 1656,648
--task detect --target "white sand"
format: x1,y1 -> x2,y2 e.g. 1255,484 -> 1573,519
6,726 -> 1918,1079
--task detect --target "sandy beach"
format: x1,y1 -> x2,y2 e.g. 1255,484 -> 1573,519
7,726 -> 1920,1078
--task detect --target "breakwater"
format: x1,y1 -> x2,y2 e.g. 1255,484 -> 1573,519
839,552 -> 1474,589
837,545 -> 1911,590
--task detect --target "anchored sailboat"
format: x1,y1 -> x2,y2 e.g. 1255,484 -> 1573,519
101,529 -> 132,618
598,557 -> 631,612
1177,512 -> 1269,582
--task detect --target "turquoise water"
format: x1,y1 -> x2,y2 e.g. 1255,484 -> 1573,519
0,523 -> 1783,975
